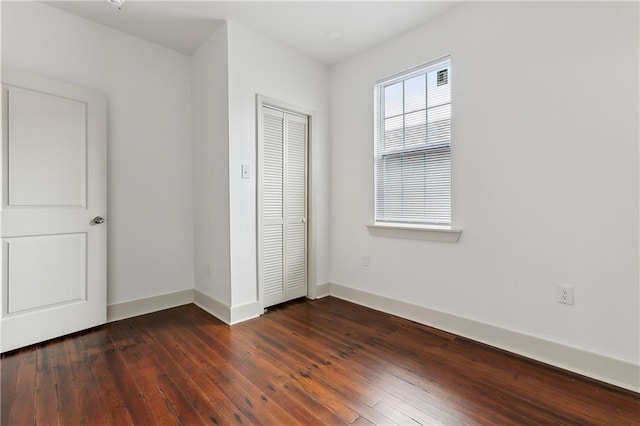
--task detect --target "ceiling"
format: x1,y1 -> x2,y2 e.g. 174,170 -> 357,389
45,1 -> 459,65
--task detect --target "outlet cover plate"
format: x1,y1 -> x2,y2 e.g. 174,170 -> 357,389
557,285 -> 574,305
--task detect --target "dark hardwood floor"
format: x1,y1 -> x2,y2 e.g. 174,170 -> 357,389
1,297 -> 639,425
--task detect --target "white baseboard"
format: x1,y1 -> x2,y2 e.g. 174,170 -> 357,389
107,289 -> 262,326
328,282 -> 640,393
193,290 -> 231,324
107,289 -> 194,322
230,301 -> 262,325
314,282 -> 331,299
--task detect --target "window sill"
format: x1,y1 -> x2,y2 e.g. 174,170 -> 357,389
366,224 -> 462,243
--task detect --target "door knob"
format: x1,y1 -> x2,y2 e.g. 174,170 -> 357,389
92,216 -> 105,225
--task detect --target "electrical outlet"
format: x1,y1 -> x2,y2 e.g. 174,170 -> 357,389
361,254 -> 370,267
557,285 -> 574,305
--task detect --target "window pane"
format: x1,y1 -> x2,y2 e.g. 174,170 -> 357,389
427,104 -> 451,145
384,82 -> 403,118
401,152 -> 427,221
381,155 -> 403,219
404,75 -> 426,113
384,116 -> 403,150
404,110 -> 426,147
425,147 -> 451,223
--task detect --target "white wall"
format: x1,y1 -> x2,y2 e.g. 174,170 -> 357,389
330,1 -> 639,364
226,21 -> 330,308
1,2 -> 195,305
192,24 -> 231,305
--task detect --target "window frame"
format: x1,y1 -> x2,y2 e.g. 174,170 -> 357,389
373,57 -> 455,230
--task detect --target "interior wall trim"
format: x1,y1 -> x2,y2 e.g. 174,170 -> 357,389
107,289 -> 194,323
193,290 -> 231,324
230,301 -> 262,324
328,282 -> 640,393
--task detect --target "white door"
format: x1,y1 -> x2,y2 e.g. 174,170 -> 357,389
1,69 -> 107,352
259,105 -> 308,308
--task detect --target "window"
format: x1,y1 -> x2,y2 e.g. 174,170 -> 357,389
374,58 -> 451,228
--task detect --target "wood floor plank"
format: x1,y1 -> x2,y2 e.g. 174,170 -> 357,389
1,297 -> 639,425
35,344 -> 59,426
146,312 -> 272,424
302,318 -> 499,424
52,337 -> 84,425
0,347 -> 21,425
253,321 -> 411,424
373,400 -> 421,425
135,315 -> 256,425
108,320 -> 193,424
77,328 -> 135,425
127,317 -> 239,425
351,415 -> 376,425
236,321 -> 365,422
186,321 -> 347,425
263,302 -> 482,424
381,396 -> 444,425
172,320 -> 308,425
290,300 -> 567,424
100,334 -> 157,425
268,299 -> 639,425
445,336 -> 640,422
10,348 -> 38,426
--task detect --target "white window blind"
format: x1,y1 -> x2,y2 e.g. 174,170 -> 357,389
374,58 -> 451,227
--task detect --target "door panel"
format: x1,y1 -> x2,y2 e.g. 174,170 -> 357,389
259,105 -> 308,308
284,114 -> 307,300
285,117 -> 306,218
1,69 -> 107,353
6,233 -> 86,314
263,224 -> 284,307
262,108 -> 285,307
263,110 -> 284,221
7,87 -> 86,207
285,223 -> 306,299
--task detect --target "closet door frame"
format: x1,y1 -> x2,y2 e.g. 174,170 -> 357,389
256,95 -> 318,310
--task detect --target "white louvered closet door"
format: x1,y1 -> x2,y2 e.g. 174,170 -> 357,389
261,106 -> 308,308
